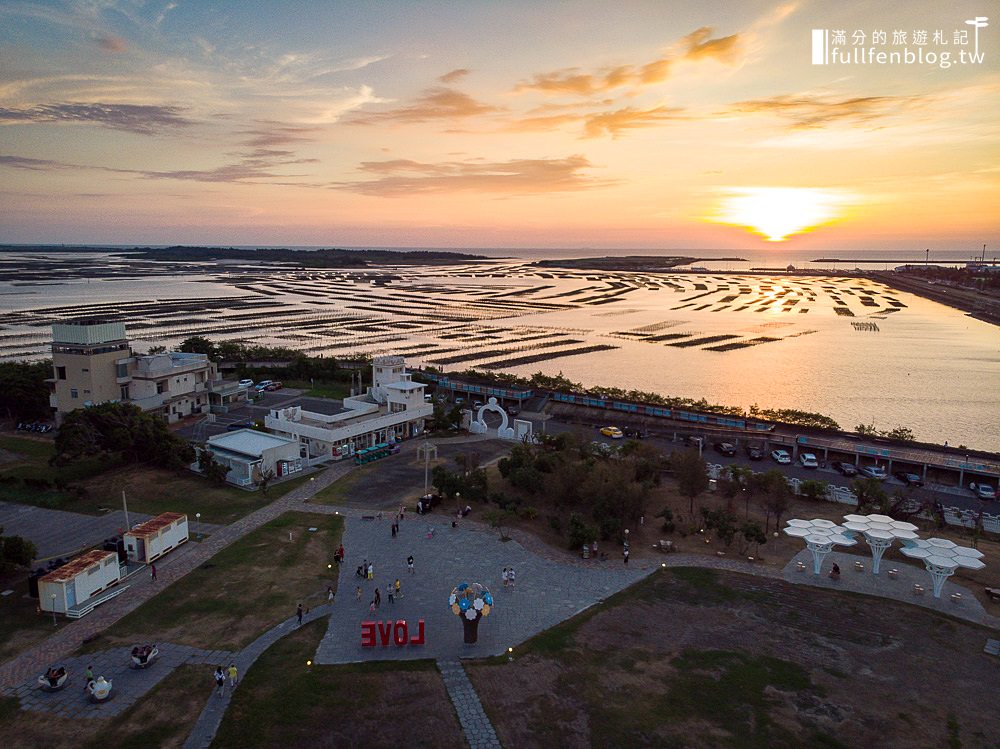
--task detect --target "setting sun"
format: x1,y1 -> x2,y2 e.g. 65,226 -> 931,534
711,187 -> 850,242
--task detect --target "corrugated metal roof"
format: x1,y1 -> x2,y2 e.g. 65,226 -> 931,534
207,429 -> 297,458
40,549 -> 116,584
125,512 -> 186,539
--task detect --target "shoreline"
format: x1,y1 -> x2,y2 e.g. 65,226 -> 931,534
872,272 -> 1000,327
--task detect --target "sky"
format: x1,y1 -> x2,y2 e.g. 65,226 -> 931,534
1,0 -> 998,251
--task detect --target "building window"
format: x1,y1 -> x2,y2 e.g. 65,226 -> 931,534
56,366 -> 67,380
82,367 -> 89,373
70,388 -> 78,399
120,386 -> 130,400
83,389 -> 91,395
116,363 -> 129,378
156,381 -> 166,394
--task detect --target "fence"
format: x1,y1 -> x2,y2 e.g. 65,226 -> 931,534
705,463 -> 1000,534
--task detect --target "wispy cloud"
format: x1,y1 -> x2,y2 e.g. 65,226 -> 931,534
726,94 -> 926,129
96,33 -> 127,52
515,27 -> 741,96
349,86 -> 500,124
439,68 -> 469,84
0,102 -> 194,134
508,104 -> 686,138
334,155 -> 609,196
0,154 -> 75,171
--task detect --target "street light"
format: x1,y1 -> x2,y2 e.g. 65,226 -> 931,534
196,512 -> 202,541
623,528 -> 630,549
50,594 -> 57,626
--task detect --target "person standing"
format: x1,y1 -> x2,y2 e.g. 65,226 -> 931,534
391,522 -> 397,539
407,555 -> 414,574
296,603 -> 304,626
84,665 -> 94,691
394,578 -> 402,599
368,562 -> 374,580
374,587 -> 381,608
623,547 -> 630,565
214,666 -> 226,696
327,586 -> 335,602
228,663 -> 238,688
502,567 -> 509,587
508,567 -> 516,588
388,586 -> 394,604
150,563 -> 157,582
355,585 -> 362,601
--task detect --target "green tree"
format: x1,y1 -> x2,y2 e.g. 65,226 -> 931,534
798,479 -> 828,502
0,361 -> 52,421
198,448 -> 230,485
740,520 -> 767,556
179,336 -> 218,359
483,508 -> 515,541
0,527 -> 38,570
568,512 -> 598,551
850,477 -> 888,513
672,449 -> 709,515
257,467 -> 276,494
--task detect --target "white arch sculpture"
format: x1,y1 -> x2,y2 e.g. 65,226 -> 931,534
469,397 -> 515,440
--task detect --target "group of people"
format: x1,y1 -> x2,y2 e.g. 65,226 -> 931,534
43,666 -> 65,688
501,567 -> 517,587
213,664 -> 238,696
131,644 -> 156,665
352,554 -> 413,612
332,545 -> 346,564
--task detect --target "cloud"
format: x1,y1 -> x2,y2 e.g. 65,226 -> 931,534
156,1 -> 177,26
515,27 -> 742,96
582,105 -> 685,138
726,94 -> 925,129
439,68 -> 470,84
96,33 -> 127,52
0,102 -> 194,134
0,154 -> 75,171
239,124 -> 319,147
349,86 -> 500,124
333,155 -> 610,196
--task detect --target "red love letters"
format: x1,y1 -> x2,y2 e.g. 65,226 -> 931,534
360,619 -> 425,647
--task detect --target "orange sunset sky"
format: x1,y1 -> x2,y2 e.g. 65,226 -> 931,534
1,0 -> 998,250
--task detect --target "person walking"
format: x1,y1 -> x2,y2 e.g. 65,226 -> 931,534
296,603 -> 304,626
407,555 -> 414,574
394,578 -> 402,599
391,522 -> 397,539
214,666 -> 225,697
150,563 -> 157,582
623,547 -> 630,565
502,567 -> 509,587
355,585 -> 362,601
367,562 -> 374,580
508,567 -> 516,588
228,663 -> 238,688
388,586 -> 394,604
374,587 -> 381,608
84,665 -> 94,691
327,585 -> 335,602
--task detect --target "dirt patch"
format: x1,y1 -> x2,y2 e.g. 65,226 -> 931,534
468,568 -> 1000,749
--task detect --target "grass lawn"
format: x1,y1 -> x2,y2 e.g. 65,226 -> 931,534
467,567 -> 1000,749
309,466 -> 364,505
214,618 -> 464,749
82,512 -> 344,652
0,570 -> 57,662
282,379 -> 352,400
0,432 -> 316,523
0,664 -> 206,749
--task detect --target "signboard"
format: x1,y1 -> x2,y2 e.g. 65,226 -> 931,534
361,619 -> 425,647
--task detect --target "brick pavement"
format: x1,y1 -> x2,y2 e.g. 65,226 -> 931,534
0,459 -> 355,690
438,659 -> 501,749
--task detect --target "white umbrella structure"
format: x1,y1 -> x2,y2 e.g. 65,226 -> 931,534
842,514 -> 919,574
899,538 -> 986,598
784,519 -> 857,575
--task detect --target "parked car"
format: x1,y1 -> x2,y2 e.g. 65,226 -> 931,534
713,442 -> 736,456
894,471 -> 923,486
771,449 -> 792,465
254,380 -> 274,392
831,461 -> 858,477
226,420 -> 256,431
623,427 -> 645,439
600,426 -> 623,439
744,441 -> 764,461
265,381 -> 283,391
237,379 -> 254,389
799,452 -> 819,469
858,464 -> 888,480
970,482 -> 997,500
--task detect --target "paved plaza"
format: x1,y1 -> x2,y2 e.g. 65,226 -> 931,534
0,501 -> 222,560
313,515 -> 652,663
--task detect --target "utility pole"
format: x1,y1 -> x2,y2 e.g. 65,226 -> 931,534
122,489 -> 130,531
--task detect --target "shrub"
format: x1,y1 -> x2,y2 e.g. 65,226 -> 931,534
568,512 -> 598,550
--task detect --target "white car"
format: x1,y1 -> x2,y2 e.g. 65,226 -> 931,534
255,380 -> 274,392
771,449 -> 792,464
799,452 -> 819,469
238,379 -> 254,389
859,465 -> 888,480
970,482 -> 997,500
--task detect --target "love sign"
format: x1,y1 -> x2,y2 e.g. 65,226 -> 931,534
361,619 -> 425,647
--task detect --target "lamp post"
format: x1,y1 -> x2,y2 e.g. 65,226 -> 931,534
50,594 -> 57,626
623,528 -> 630,549
196,512 -> 202,541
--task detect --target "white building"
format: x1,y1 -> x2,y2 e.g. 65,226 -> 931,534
265,355 -> 432,459
124,512 -> 189,563
38,549 -> 121,616
198,429 -> 302,487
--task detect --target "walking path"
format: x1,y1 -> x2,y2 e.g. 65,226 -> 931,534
438,659 -> 501,749
0,459 -> 354,690
182,604 -> 333,749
